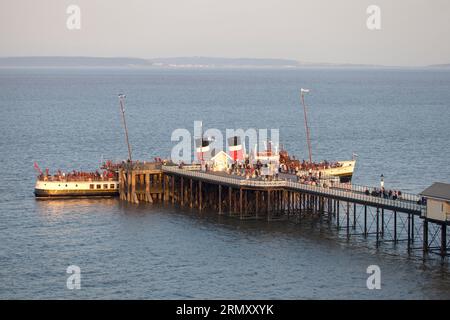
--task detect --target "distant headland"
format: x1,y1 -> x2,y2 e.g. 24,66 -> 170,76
0,56 -> 449,69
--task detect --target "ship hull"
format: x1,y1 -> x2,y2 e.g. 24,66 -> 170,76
334,173 -> 353,183
293,160 -> 356,183
319,160 -> 356,182
34,180 -> 119,198
34,189 -> 118,198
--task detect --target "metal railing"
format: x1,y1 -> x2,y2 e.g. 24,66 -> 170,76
162,166 -> 425,213
284,180 -> 424,212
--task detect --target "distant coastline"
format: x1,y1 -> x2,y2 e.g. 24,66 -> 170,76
0,56 -> 449,69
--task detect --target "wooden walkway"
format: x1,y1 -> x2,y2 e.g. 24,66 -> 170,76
162,165 -> 425,215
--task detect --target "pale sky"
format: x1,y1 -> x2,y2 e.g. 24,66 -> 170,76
0,0 -> 449,66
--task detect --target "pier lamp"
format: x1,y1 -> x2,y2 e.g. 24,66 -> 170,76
380,174 -> 384,189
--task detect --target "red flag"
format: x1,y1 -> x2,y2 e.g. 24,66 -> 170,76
34,162 -> 42,175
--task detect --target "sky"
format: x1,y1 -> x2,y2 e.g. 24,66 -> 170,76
0,0 -> 449,66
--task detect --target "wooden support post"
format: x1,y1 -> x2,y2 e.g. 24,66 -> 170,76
376,207 -> 379,246
190,179 -> 193,208
234,189 -> 238,214
180,177 -> 184,206
171,176 -> 175,204
346,202 -> 350,237
244,189 -> 248,216
199,180 -> 202,211
441,223 -> 447,257
336,200 -> 340,229
364,205 -> 368,237
139,174 -> 144,201
287,191 -> 290,217
239,188 -> 243,218
131,172 -> 138,204
423,219 -> 428,253
158,173 -> 163,200
394,211 -> 397,243
145,173 -> 152,203
255,191 -> 259,218
119,169 -> 125,200
229,187 -> 232,215
407,213 -> 411,252
127,172 -> 132,202
218,185 -> 222,214
163,175 -> 169,202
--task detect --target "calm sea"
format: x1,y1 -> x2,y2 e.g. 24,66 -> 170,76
0,67 -> 449,299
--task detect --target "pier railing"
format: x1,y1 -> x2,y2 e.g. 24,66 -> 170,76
162,166 -> 425,214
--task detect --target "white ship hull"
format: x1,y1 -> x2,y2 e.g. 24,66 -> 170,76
34,180 -> 119,198
294,160 -> 356,183
320,160 -> 356,182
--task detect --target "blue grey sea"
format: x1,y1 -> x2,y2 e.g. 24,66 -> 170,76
0,67 -> 449,299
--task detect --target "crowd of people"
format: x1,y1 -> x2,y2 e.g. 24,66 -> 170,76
280,158 -> 343,174
38,169 -> 116,182
364,187 -> 402,200
226,160 -> 282,180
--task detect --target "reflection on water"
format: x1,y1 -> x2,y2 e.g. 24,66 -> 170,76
36,198 -> 119,217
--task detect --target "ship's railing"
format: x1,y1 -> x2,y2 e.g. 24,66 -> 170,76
162,166 -> 424,213
38,176 -> 117,182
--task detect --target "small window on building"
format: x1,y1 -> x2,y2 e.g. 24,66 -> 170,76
110,184 -> 115,189
90,184 -> 94,189
116,184 -> 119,189
97,184 -> 101,189
442,203 -> 445,212
75,184 -> 78,188
103,184 -> 108,189
65,184 -> 68,187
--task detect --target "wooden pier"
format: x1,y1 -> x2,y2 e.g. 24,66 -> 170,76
118,163 -> 449,258
118,162 -> 164,204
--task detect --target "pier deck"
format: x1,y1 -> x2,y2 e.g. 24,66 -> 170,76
162,166 -> 425,215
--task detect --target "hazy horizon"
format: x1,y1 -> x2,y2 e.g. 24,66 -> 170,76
1,0 -> 449,67
0,55 -> 449,68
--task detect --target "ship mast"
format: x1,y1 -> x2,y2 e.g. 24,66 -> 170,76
118,94 -> 132,162
300,88 -> 312,164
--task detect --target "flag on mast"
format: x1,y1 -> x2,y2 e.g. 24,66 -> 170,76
228,136 -> 244,161
33,162 -> 42,175
301,88 -> 310,94
195,138 -> 212,161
